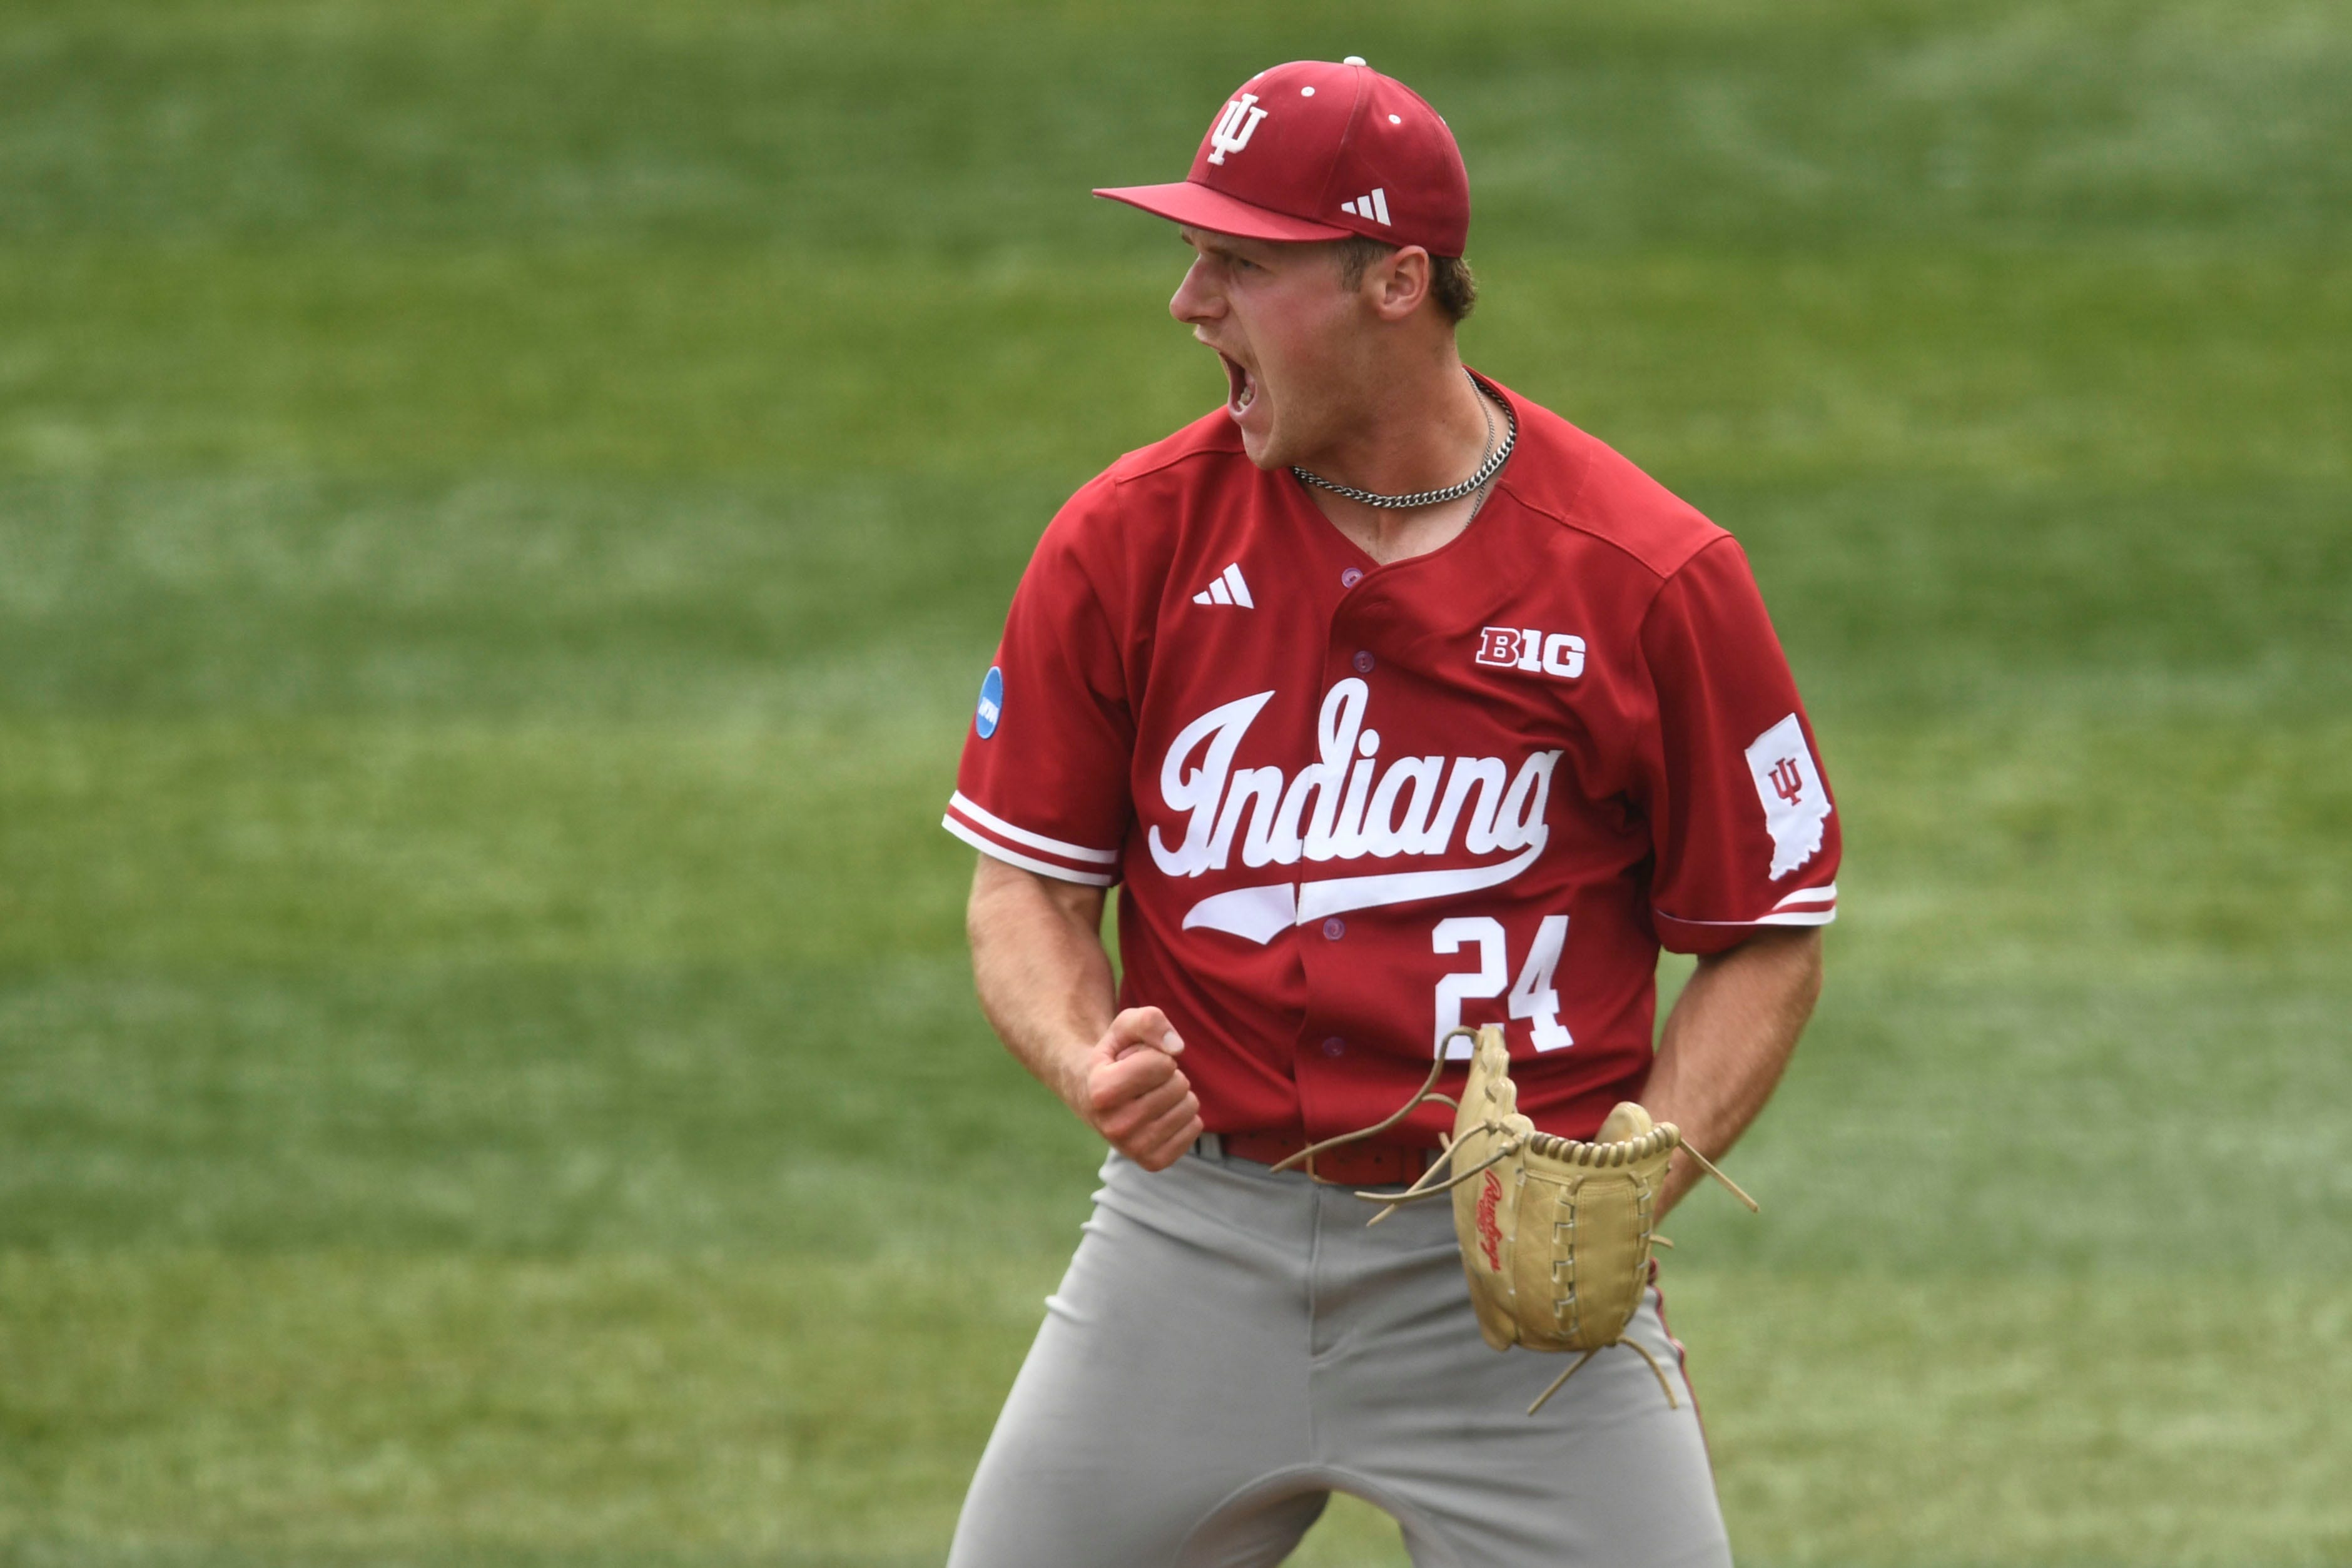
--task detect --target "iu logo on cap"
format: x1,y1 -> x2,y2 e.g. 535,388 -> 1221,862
1207,93 -> 1268,164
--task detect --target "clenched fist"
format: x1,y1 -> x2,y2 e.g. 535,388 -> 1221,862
1073,1006 -> 1202,1170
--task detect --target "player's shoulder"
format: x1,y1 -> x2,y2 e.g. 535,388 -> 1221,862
1078,410 -> 1246,508
1488,377 -> 1728,584
1103,407 -> 1249,490
1037,409 -> 1250,555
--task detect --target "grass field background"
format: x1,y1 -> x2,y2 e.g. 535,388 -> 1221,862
2,1 -> 2348,1564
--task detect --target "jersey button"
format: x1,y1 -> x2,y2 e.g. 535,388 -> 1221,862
1352,650 -> 1375,674
1322,917 -> 1346,940
1340,567 -> 1364,589
1320,1036 -> 1346,1057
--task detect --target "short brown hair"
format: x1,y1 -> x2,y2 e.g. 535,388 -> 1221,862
1335,236 -> 1478,323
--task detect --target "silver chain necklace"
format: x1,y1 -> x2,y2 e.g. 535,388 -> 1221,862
1292,372 -> 1516,510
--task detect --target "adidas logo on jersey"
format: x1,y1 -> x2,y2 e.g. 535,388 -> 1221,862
1339,188 -> 1391,225
1192,563 -> 1255,608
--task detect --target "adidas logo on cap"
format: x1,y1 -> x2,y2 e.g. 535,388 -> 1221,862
1339,188 -> 1390,225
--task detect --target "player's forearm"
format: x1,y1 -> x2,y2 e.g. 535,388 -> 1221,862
1642,928 -> 1822,1215
966,856 -> 1118,1116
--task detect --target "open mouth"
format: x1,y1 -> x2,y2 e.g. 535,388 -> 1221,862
1218,351 -> 1259,418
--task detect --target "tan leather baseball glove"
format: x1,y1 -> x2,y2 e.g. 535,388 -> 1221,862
1277,1022 -> 1753,1415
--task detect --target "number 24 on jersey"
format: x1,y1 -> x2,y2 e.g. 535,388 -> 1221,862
1433,914 -> 1572,1058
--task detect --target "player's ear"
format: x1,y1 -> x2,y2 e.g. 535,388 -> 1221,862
1372,245 -> 1432,322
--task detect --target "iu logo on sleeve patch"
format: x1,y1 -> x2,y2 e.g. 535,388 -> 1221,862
1744,714 -> 1829,879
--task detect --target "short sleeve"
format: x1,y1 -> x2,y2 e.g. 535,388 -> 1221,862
941,498 -> 1136,886
1639,535 -> 1840,953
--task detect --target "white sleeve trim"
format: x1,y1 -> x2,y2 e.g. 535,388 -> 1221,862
1661,906 -> 1837,929
948,791 -> 1119,864
942,815 -> 1117,887
1750,908 -> 1835,927
1770,883 -> 1837,909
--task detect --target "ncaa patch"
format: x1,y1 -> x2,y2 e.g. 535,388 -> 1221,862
1745,713 -> 1830,879
974,666 -> 1005,739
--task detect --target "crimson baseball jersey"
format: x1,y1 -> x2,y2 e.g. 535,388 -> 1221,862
945,374 -> 1838,1147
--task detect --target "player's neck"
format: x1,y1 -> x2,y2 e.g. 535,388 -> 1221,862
1294,348 -> 1500,566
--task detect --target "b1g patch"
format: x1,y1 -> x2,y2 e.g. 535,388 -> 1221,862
1473,625 -> 1585,679
975,666 -> 1005,739
1745,713 -> 1829,879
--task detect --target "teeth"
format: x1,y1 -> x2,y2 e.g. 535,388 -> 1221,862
1220,352 -> 1258,417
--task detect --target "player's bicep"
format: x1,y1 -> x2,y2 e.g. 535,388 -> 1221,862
969,852 -> 1107,935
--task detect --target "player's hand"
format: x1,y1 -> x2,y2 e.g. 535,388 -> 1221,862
1077,1007 -> 1202,1171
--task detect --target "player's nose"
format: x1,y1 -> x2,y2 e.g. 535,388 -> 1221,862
1168,255 -> 1223,325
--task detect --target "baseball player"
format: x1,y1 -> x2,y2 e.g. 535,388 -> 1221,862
941,58 -> 1837,1568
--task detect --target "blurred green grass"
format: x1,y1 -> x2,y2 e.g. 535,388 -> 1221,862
0,1 -> 2346,1564
6,251 -> 2348,483
6,1260 -> 2346,1566
5,0 -> 2348,253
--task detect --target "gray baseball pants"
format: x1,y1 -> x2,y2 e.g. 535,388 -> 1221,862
946,1140 -> 1733,1568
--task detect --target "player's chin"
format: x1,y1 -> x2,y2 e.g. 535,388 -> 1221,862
1234,422 -> 1285,472
1230,398 -> 1291,472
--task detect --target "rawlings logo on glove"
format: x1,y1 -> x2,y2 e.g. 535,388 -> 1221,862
1473,1168 -> 1505,1270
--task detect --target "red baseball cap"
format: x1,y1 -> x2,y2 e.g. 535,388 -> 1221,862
1095,58 -> 1471,258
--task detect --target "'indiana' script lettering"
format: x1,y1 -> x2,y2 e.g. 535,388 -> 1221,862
1148,680 -> 1561,878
